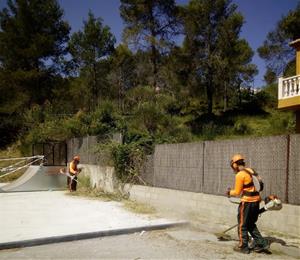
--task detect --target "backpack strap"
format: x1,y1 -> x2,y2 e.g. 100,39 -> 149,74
242,168 -> 255,189
242,168 -> 259,197
243,181 -> 254,188
242,190 -> 259,197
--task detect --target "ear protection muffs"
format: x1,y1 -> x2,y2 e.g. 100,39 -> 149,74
230,159 -> 244,170
230,161 -> 237,170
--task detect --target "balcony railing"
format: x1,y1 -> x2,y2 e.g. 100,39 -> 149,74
278,75 -> 300,99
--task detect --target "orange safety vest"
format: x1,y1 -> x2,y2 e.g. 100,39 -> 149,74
229,167 -> 261,202
69,160 -> 78,176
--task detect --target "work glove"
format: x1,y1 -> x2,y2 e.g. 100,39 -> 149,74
226,187 -> 231,198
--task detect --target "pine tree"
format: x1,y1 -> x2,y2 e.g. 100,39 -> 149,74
258,3 -> 300,77
68,11 -> 116,110
181,0 -> 256,114
0,0 -> 70,147
120,0 -> 179,88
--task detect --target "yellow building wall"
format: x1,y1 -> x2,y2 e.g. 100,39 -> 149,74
278,96 -> 300,110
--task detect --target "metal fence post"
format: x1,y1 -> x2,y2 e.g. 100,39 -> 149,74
202,141 -> 205,193
65,142 -> 68,166
285,135 -> 290,203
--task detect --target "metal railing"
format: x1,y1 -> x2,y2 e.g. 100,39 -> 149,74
278,75 -> 300,99
0,155 -> 44,179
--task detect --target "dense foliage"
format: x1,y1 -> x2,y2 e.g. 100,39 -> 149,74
0,0 -> 297,180
258,3 -> 300,79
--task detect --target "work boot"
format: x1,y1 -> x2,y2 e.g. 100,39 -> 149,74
253,242 -> 270,253
233,245 -> 250,254
248,237 -> 255,249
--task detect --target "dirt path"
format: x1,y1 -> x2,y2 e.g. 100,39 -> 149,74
0,227 -> 299,259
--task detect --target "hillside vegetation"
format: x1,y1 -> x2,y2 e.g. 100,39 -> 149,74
0,1 -> 298,180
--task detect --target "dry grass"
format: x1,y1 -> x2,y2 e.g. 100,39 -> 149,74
0,145 -> 26,183
122,199 -> 156,215
66,175 -> 125,202
0,170 -> 25,183
67,175 -> 156,215
68,186 -> 125,202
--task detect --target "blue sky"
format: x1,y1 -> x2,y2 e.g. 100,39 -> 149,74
0,0 -> 298,87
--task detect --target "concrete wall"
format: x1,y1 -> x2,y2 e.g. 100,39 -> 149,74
80,163 -> 300,237
128,185 -> 300,238
80,164 -> 118,193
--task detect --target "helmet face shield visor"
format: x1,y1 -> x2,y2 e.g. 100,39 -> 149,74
230,158 -> 245,170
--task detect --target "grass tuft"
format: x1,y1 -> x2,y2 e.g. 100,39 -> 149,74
67,175 -> 156,215
122,199 -> 156,215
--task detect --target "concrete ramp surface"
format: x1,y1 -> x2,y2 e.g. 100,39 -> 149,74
0,166 -> 66,192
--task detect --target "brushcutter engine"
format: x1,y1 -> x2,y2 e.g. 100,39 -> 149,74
263,195 -> 282,211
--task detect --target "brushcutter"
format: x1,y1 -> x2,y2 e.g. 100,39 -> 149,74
59,168 -> 81,183
215,195 -> 282,241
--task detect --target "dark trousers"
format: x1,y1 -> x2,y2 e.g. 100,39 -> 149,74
237,201 -> 267,248
67,176 -> 77,191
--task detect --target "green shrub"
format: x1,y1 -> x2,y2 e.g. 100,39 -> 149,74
90,101 -> 121,136
266,111 -> 295,135
124,86 -> 156,110
111,142 -> 145,183
233,121 -> 252,135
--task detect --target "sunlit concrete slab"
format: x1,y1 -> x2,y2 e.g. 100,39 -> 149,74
0,191 -> 186,249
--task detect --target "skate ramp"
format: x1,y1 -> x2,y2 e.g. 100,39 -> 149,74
0,166 -> 66,192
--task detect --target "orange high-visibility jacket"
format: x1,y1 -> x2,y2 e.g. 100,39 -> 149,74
69,160 -> 78,176
229,168 -> 261,202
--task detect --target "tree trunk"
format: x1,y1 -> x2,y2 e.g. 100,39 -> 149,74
148,1 -> 158,88
223,82 -> 227,112
151,44 -> 158,88
207,82 -> 213,115
91,62 -> 98,110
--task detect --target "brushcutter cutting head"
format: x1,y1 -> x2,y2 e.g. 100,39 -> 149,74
264,197 -> 282,211
215,232 -> 232,241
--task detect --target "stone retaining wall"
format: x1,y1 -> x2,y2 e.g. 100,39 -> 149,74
80,165 -> 300,238
128,185 -> 300,238
80,164 -> 117,193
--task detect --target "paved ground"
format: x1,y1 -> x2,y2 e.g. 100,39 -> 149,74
0,191 -> 299,259
0,228 -> 299,259
0,191 -> 183,244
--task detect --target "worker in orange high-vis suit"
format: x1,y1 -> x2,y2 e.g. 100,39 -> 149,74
68,155 -> 80,192
227,154 -> 269,254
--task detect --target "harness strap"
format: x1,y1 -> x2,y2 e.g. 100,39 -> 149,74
242,168 -> 256,189
243,181 -> 254,188
242,190 -> 259,197
242,168 -> 259,197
